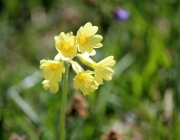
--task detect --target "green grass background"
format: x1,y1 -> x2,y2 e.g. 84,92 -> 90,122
0,0 -> 180,139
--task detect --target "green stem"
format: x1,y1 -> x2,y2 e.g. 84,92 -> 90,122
76,54 -> 95,69
60,62 -> 70,140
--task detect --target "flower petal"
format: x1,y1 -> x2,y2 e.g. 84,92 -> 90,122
88,35 -> 103,46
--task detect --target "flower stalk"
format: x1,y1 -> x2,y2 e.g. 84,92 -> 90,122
60,62 -> 70,140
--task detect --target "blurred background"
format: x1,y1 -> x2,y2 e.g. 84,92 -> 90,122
0,0 -> 180,139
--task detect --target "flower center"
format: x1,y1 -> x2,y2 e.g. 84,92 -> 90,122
60,42 -> 71,52
50,64 -> 59,70
78,35 -> 87,45
77,73 -> 86,81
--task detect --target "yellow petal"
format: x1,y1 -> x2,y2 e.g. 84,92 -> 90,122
88,35 -> 103,46
98,56 -> 116,67
49,81 -> 59,94
42,80 -> 50,90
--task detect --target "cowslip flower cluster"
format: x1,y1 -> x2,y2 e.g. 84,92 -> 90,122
40,22 -> 116,95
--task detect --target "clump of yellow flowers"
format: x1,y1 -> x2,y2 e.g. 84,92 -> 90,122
40,22 -> 116,95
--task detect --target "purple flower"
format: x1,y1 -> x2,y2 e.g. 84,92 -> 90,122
114,8 -> 130,22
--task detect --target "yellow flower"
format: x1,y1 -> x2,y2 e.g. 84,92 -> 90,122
40,60 -> 65,82
76,22 -> 103,55
73,71 -> 99,95
42,80 -> 59,94
54,32 -> 77,59
94,56 -> 116,84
